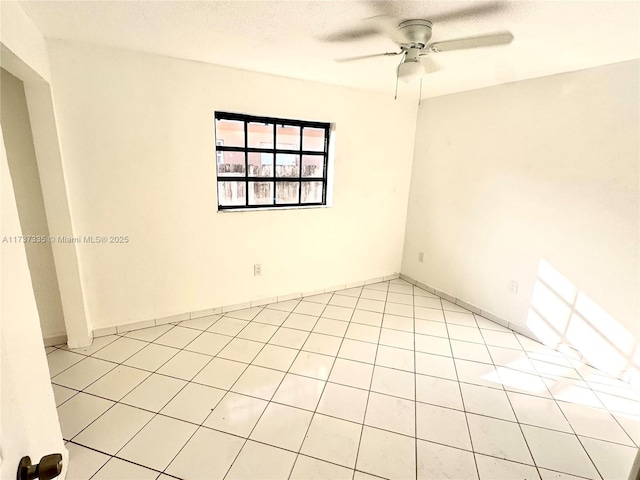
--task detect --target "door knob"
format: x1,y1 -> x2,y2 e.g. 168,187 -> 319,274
17,454 -> 62,480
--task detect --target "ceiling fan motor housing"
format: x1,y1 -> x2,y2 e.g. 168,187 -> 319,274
398,19 -> 433,48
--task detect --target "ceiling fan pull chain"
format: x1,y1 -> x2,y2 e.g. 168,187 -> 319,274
418,76 -> 423,106
394,72 -> 399,100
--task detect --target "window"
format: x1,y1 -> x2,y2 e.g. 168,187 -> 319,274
214,112 -> 330,210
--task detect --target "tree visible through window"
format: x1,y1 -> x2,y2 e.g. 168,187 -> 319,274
215,112 -> 330,209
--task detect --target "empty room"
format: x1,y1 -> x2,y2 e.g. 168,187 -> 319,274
1,1 -> 639,479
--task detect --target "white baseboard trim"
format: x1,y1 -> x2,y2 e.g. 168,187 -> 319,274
93,273 -> 400,338
43,334 -> 67,347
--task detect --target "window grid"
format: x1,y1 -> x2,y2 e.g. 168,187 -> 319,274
215,112 -> 330,210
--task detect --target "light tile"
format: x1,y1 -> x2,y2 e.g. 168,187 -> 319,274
416,373 -> 463,410
416,352 -> 457,380
57,392 -> 114,439
218,337 -> 265,363
124,324 -> 173,342
184,331 -> 231,356
238,322 -> 278,342
382,313 -> 415,333
52,384 -> 77,406
252,308 -> 289,326
351,309 -> 383,327
121,373 -> 187,412
613,412 -> 640,446
193,357 -> 247,389
356,298 -> 386,314
294,301 -> 326,317
92,457 -> 158,480
74,403 -> 154,454
450,340 -> 492,363
376,345 -> 414,372
415,334 -> 452,356
85,365 -> 151,401
475,454 -> 538,480
302,332 -> 342,356
252,344 -> 299,371
305,292 -> 333,304
208,317 -> 250,336
268,327 -> 309,349
521,425 -> 599,479
178,314 -> 221,331
444,311 -> 477,326
388,283 -> 413,295
365,392 -> 415,436
379,328 -> 414,349
579,435 -> 638,480
507,391 -> 572,432
384,302 -> 413,317
290,351 -> 335,380
65,443 -> 110,480
290,455 -> 353,480
323,304 -> 354,321
301,414 -> 362,468
118,415 -> 197,471
345,323 -> 380,343
313,318 -> 348,337
363,282 -> 388,292
225,440 -> 296,480
160,382 -> 226,424
371,365 -> 415,400
416,402 -> 471,450
226,306 -> 262,321
166,427 -> 244,480
359,289 -> 387,301
558,400 -> 634,445
68,335 -> 119,356
481,329 -> 523,349
356,426 -> 416,480
272,373 -> 325,410
498,366 -> 551,396
283,312 -> 319,331
442,300 -> 470,313
123,343 -> 180,372
460,383 -> 517,421
467,413 -> 533,464
204,392 -> 268,437
46,349 -> 86,377
447,324 -> 484,343
338,338 -> 377,364
250,402 -> 313,451
267,299 -> 300,312
386,292 -> 413,306
317,382 -> 369,423
414,306 -> 445,321
154,325 -> 201,349
417,440 -> 478,480
157,350 -> 212,380
52,357 -> 115,390
91,337 -> 147,363
231,365 -> 285,400
329,358 -> 374,390
337,286 -> 363,297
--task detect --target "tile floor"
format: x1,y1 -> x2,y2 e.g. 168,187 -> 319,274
47,279 -> 640,480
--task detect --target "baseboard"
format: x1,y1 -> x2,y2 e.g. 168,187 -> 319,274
43,333 -> 67,347
399,273 -> 538,342
93,273 -> 401,338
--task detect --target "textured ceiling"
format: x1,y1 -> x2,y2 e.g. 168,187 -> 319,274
18,0 -> 640,99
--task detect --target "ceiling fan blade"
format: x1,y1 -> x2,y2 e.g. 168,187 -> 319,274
429,31 -> 514,53
427,2 -> 507,23
366,15 -> 408,45
320,27 -> 380,43
335,51 -> 402,63
418,55 -> 439,73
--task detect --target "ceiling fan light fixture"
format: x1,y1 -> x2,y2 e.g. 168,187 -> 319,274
397,60 -> 424,83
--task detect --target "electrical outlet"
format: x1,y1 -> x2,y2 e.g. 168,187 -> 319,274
508,280 -> 519,295
418,252 -> 424,263
254,264 -> 262,276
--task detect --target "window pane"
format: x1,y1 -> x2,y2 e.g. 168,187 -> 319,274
217,151 -> 245,177
248,122 -> 273,148
276,182 -> 299,204
301,182 -> 323,203
248,152 -> 273,177
276,154 -> 300,177
215,119 -> 244,147
276,125 -> 300,150
302,127 -> 325,152
301,155 -> 324,178
248,182 -> 274,206
218,181 -> 246,206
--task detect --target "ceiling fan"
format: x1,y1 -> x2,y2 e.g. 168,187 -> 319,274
325,3 -> 514,99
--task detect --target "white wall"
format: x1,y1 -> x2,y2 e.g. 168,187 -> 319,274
402,60 -> 639,382
47,40 -> 418,330
1,68 -> 66,340
1,128 -> 68,480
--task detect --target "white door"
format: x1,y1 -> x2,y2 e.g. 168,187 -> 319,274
0,128 -> 68,479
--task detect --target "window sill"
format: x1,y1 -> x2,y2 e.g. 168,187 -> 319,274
217,204 -> 331,213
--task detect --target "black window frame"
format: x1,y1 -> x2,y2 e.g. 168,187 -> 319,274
214,111 -> 330,210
